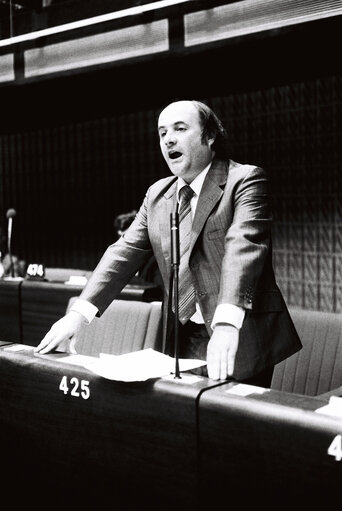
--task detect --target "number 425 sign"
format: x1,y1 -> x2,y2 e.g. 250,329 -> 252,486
59,376 -> 90,400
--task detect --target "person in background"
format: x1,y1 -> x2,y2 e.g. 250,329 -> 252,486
0,252 -> 3,278
113,210 -> 138,239
0,229 -> 26,279
1,253 -> 26,278
35,99 -> 302,384
113,209 -> 164,292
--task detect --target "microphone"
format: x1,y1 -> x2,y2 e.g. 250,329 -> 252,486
6,208 -> 16,278
170,212 -> 181,379
170,211 -> 179,267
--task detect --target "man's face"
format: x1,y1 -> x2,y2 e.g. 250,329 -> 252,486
158,101 -> 214,183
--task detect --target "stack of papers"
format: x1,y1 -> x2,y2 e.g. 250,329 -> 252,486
60,348 -> 207,382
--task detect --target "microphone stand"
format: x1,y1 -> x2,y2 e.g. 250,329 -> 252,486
7,217 -> 14,278
5,209 -> 22,282
170,212 -> 181,379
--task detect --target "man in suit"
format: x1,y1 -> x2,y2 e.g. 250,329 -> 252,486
35,100 -> 302,384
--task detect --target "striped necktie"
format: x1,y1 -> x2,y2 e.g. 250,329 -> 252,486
177,185 -> 196,324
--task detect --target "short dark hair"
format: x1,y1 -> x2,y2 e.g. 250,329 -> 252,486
191,100 -> 229,159
114,210 -> 137,234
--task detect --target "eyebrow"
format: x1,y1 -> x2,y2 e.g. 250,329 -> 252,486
158,121 -> 188,131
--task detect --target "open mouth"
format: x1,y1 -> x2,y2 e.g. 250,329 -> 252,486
169,151 -> 182,160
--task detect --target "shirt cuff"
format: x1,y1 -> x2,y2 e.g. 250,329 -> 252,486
212,303 -> 245,330
69,298 -> 98,324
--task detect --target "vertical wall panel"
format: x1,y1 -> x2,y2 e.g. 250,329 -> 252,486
1,106 -> 166,270
202,74 -> 342,312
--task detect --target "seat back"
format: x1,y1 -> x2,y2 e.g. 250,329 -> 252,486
62,297 -> 163,357
271,308 -> 342,396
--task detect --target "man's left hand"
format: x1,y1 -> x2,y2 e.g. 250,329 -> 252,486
207,324 -> 239,380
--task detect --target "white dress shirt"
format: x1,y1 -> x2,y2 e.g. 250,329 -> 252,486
71,162 -> 245,330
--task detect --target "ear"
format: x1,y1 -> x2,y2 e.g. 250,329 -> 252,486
207,135 -> 215,149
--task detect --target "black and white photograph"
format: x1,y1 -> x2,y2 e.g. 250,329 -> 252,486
0,0 -> 341,509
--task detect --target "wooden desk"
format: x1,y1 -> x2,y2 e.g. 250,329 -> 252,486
2,344 -> 341,508
198,382 -> 342,506
0,345 -> 217,509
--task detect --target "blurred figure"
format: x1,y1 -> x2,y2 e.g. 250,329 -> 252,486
0,251 -> 4,278
113,210 -> 163,292
1,253 -> 27,278
0,227 -> 26,279
114,210 -> 138,239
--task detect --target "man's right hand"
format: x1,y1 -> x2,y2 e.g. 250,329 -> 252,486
34,311 -> 87,355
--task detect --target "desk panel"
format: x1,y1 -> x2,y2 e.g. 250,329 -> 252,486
198,383 -> 342,506
0,346 -> 215,509
3,344 -> 341,508
0,280 -> 22,342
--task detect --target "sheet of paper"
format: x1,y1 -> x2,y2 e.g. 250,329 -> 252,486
56,354 -> 99,367
226,383 -> 270,396
64,276 -> 87,286
316,396 -> 342,418
3,344 -> 34,352
81,348 -> 206,382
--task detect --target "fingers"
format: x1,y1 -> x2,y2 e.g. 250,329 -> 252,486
207,349 -> 223,380
227,349 -> 235,377
34,312 -> 84,355
69,337 -> 77,354
207,325 -> 239,380
33,332 -> 52,353
207,350 -> 229,380
34,330 -> 68,354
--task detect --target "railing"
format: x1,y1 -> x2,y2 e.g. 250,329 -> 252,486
0,0 -> 171,39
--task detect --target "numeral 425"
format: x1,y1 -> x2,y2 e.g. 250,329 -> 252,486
59,376 -> 90,400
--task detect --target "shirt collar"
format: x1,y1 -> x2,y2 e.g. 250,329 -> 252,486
177,161 -> 212,202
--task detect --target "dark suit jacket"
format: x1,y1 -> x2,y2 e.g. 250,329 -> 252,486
80,158 -> 302,380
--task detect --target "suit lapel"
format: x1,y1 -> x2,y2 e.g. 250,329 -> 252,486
158,159 -> 229,262
189,158 -> 228,254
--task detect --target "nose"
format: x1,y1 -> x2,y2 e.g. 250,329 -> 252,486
164,130 -> 176,147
